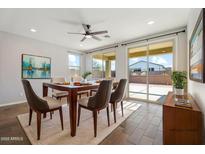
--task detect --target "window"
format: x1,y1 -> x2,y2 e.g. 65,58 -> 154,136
149,68 -> 154,72
111,60 -> 116,78
68,54 -> 80,77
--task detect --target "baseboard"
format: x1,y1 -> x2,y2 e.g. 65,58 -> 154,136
0,100 -> 26,107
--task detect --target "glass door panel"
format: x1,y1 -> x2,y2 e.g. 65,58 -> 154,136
103,52 -> 116,79
92,51 -> 116,80
92,54 -> 104,80
128,45 -> 148,100
148,41 -> 173,103
128,41 -> 173,104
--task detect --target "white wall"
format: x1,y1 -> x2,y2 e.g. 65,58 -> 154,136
187,9 -> 205,129
0,31 -> 82,105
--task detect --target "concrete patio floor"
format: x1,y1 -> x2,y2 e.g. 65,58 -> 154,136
129,83 -> 173,102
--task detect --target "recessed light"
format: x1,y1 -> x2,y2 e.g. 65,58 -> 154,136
30,28 -> 37,32
80,44 -> 83,47
147,21 -> 155,25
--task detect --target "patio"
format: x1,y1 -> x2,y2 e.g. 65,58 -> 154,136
129,83 -> 173,103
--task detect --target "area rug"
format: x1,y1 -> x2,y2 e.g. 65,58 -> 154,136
17,101 -> 141,145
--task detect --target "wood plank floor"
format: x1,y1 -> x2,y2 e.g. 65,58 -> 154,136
0,100 -> 162,145
100,101 -> 162,145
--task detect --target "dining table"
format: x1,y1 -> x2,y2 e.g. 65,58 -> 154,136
42,82 -> 99,137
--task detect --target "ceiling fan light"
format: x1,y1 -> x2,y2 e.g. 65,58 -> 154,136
30,28 -> 37,32
85,35 -> 92,39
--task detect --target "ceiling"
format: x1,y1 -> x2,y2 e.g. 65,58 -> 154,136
0,8 -> 190,52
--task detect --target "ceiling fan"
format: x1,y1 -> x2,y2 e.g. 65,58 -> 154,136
67,24 -> 109,42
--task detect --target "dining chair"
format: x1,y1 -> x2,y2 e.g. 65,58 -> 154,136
51,77 -> 69,100
77,80 -> 112,137
90,81 -> 119,96
109,79 -> 127,123
21,79 -> 64,140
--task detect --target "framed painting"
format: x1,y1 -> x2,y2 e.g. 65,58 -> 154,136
22,54 -> 51,79
189,8 -> 205,83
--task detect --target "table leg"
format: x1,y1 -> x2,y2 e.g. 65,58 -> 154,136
43,85 -> 48,118
68,90 -> 78,137
43,85 -> 48,97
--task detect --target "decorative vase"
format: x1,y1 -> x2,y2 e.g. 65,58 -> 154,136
174,88 -> 184,96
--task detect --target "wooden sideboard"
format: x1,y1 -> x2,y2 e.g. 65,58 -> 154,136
163,92 -> 203,145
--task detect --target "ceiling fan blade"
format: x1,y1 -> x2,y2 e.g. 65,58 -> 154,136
92,35 -> 101,41
81,36 -> 86,42
82,24 -> 90,32
104,35 -> 111,38
67,32 -> 84,35
89,30 -> 108,35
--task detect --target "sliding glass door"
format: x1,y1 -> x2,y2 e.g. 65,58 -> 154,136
128,41 -> 173,103
147,41 -> 173,103
92,51 -> 116,80
128,45 -> 148,100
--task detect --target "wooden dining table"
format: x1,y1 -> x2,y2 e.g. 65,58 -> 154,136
42,82 -> 99,137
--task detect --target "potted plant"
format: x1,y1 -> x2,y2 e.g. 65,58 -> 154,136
171,71 -> 187,96
82,71 -> 92,82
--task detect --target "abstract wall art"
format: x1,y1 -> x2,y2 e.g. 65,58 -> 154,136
22,54 -> 51,79
189,8 -> 205,83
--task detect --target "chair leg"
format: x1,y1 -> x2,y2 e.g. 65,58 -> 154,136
43,113 -> 47,118
87,92 -> 89,97
121,101 -> 124,117
113,103 -> 117,123
50,112 -> 52,119
37,112 -> 41,140
79,94 -> 81,99
111,104 -> 113,112
59,107 -> 64,130
90,91 -> 92,96
93,110 -> 97,137
29,108 -> 33,126
106,106 -> 110,126
77,105 -> 81,126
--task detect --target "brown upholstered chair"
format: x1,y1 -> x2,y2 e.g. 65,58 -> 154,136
109,79 -> 127,123
90,89 -> 98,96
21,79 -> 64,140
77,80 -> 112,137
90,81 -> 119,96
51,77 -> 69,100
